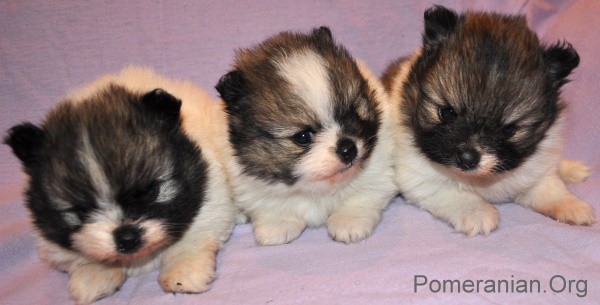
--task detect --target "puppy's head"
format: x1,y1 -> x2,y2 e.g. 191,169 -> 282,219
402,6 -> 579,176
217,27 -> 381,190
5,85 -> 207,261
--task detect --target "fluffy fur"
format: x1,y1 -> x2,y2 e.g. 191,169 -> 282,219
5,67 -> 236,304
382,6 -> 595,236
216,27 -> 397,245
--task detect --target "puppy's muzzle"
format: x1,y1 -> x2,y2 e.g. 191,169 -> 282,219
456,148 -> 480,171
113,225 -> 143,254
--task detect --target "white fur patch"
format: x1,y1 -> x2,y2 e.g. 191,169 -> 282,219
157,179 -> 178,203
63,212 -> 81,227
79,132 -> 112,204
275,49 -> 332,123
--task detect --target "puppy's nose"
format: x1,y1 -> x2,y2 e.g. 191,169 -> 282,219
113,225 -> 142,254
456,148 -> 480,170
336,138 -> 358,164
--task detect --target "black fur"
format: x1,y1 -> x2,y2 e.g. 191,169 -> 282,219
141,88 -> 183,126
216,70 -> 248,111
390,6 -> 578,173
218,26 -> 380,185
423,5 -> 459,55
543,41 -> 580,89
4,123 -> 46,172
5,84 -> 208,252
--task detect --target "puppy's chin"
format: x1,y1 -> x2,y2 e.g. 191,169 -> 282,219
305,160 -> 362,186
71,219 -> 171,263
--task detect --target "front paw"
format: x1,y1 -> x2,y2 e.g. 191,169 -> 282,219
253,219 -> 306,246
559,159 -> 592,184
68,266 -> 125,305
537,195 -> 595,225
159,255 -> 216,293
326,211 -> 381,243
448,202 -> 500,237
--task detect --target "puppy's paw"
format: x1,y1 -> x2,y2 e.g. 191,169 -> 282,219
159,256 -> 216,293
559,159 -> 592,184
326,211 -> 380,243
254,219 -> 306,246
68,265 -> 125,305
537,195 -> 595,225
450,203 -> 500,237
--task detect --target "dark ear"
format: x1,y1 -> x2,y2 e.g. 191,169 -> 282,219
141,89 -> 182,125
543,41 -> 580,89
423,5 -> 458,54
312,26 -> 333,43
216,70 -> 247,111
4,123 -> 46,168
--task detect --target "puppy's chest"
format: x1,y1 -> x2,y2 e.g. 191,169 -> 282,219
457,177 -> 532,203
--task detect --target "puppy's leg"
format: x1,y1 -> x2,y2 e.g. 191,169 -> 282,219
159,175 -> 236,293
559,158 -> 592,184
68,263 -> 125,305
518,173 -> 595,225
253,214 -> 306,246
416,187 -> 499,237
327,186 -> 395,243
158,237 -> 221,293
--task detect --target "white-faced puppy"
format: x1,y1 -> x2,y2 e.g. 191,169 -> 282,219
382,6 -> 595,236
216,27 -> 397,245
5,67 -> 236,304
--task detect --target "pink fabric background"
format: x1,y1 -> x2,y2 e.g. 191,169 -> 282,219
0,1 -> 598,304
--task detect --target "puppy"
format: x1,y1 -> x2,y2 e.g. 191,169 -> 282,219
216,27 -> 397,245
5,67 -> 236,304
382,6 -> 595,236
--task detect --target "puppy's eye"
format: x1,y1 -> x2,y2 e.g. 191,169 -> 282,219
292,129 -> 315,146
502,124 -> 517,138
135,181 -> 160,202
438,106 -> 457,123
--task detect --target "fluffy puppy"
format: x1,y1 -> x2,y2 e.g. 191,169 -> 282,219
216,27 -> 397,245
5,67 -> 236,304
382,6 -> 595,236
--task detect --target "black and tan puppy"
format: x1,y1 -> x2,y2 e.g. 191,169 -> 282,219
383,6 -> 594,236
217,27 -> 397,245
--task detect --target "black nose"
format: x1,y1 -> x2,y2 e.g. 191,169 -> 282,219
336,138 -> 358,164
456,148 -> 480,170
113,225 -> 143,254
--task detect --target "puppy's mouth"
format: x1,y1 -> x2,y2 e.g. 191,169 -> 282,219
110,240 -> 168,262
316,159 -> 362,184
449,167 -> 495,178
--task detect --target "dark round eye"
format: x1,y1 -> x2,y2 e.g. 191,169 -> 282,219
292,129 -> 315,146
136,181 -> 160,202
438,106 -> 457,123
502,124 -> 517,138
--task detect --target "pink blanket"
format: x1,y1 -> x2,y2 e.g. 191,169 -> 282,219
1,1 -> 598,304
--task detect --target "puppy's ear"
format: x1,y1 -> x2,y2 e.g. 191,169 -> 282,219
312,26 -> 333,43
543,41 -> 580,89
4,123 -> 46,169
423,5 -> 458,54
141,89 -> 182,125
216,70 -> 247,111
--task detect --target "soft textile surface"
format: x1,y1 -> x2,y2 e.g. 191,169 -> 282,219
1,1 -> 598,304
